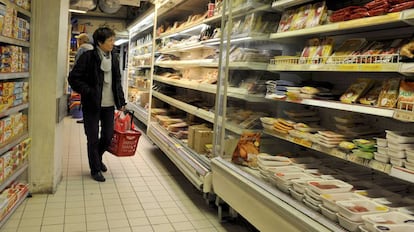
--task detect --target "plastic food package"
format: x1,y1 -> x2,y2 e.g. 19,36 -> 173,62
232,132 -> 261,168
307,179 -> 353,194
337,199 -> 389,222
341,78 -> 374,104
359,80 -> 384,105
327,38 -> 367,63
377,78 -> 400,108
397,80 -> 414,110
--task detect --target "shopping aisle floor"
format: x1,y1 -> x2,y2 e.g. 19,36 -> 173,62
1,117 -> 255,232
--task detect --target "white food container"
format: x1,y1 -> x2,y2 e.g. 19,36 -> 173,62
387,148 -> 406,159
272,172 -> 313,193
374,224 -> 414,232
303,198 -> 321,212
291,178 -> 319,194
374,152 -> 390,163
289,188 -> 305,201
337,213 -> 364,232
304,193 -> 322,206
320,192 -> 368,212
375,138 -> 387,147
359,225 -> 370,232
260,117 -> 278,125
388,142 -> 414,151
337,199 -> 389,222
396,206 -> 414,216
362,211 -> 414,232
406,150 -> 414,159
320,204 -> 338,222
386,131 -> 414,143
405,161 -> 414,171
307,179 -> 353,194
376,146 -> 388,155
266,166 -> 304,174
390,157 -> 405,167
407,156 -> 414,163
305,187 -> 322,201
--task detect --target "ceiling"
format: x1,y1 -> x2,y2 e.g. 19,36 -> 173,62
70,0 -> 153,22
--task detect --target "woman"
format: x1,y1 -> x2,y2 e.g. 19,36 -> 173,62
69,27 -> 126,182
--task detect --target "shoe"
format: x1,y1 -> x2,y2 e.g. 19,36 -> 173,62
91,172 -> 105,182
76,119 -> 84,123
101,163 -> 107,172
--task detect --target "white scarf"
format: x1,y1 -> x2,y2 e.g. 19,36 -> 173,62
97,47 -> 112,83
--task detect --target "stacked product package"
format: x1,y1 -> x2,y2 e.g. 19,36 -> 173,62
0,182 -> 29,221
1,45 -> 29,73
0,137 -> 30,183
0,81 -> 29,112
0,5 -> 30,41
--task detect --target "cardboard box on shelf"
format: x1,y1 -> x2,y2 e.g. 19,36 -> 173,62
187,124 -> 209,149
193,129 -> 213,154
140,92 -> 149,108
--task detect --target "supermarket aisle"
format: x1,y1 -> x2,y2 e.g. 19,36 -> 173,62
1,117 -> 254,232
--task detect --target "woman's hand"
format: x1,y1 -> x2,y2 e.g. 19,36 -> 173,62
119,105 -> 126,112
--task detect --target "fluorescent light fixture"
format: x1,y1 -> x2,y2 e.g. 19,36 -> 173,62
129,12 -> 155,34
180,24 -> 208,34
69,8 -> 87,13
114,39 -> 129,46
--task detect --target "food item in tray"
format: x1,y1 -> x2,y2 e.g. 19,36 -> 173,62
305,1 -> 328,28
309,181 -> 339,190
277,9 -> 295,32
330,6 -> 369,22
365,0 -> 391,16
348,205 -> 369,212
340,78 -> 374,104
300,38 -> 320,64
327,38 -> 367,63
291,4 -> 313,31
397,80 -> 414,110
232,132 -> 261,168
359,80 -> 384,105
377,78 -> 401,108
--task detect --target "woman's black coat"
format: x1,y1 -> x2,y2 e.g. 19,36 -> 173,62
68,49 -> 126,112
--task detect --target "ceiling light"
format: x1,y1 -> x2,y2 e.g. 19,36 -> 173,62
114,39 -> 129,46
69,8 -> 87,14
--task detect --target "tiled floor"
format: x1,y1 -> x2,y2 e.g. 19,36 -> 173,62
0,117 -> 254,232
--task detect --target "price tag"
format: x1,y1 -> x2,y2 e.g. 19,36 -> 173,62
393,110 -> 414,122
331,148 -> 347,159
338,64 -> 358,71
174,143 -> 182,149
361,64 -> 382,71
369,160 -> 386,172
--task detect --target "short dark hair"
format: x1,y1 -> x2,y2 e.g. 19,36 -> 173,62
93,27 -> 115,46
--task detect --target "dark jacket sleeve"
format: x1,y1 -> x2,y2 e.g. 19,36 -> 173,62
68,51 -> 93,96
113,54 -> 126,109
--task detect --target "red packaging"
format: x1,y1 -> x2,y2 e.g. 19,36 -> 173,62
389,0 -> 414,12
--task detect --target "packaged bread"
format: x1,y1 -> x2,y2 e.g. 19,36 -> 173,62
377,78 -> 401,108
340,78 -> 374,104
397,80 -> 414,110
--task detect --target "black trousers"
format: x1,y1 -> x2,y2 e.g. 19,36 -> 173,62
83,106 -> 114,174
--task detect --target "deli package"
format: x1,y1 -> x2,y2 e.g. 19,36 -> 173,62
340,78 -> 374,104
397,80 -> 414,110
232,132 -> 261,168
377,78 -> 401,108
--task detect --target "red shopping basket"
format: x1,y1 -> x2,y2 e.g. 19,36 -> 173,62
108,128 -> 141,157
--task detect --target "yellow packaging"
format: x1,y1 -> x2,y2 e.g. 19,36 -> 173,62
193,129 -> 213,154
340,78 -> 374,104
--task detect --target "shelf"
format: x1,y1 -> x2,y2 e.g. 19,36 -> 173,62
158,41 -> 217,53
268,62 -> 405,73
154,75 -> 267,103
270,97 -> 396,118
0,132 -> 29,156
147,122 -> 212,192
152,91 -> 214,123
269,9 -> 414,42
127,102 -> 148,126
0,72 -> 30,80
0,103 -> 29,119
0,35 -> 30,47
0,186 -> 28,228
133,53 -> 152,59
155,59 -> 218,68
211,157 -> 345,232
229,61 -> 269,70
271,0 -> 314,11
263,129 -> 391,173
0,163 -> 28,193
